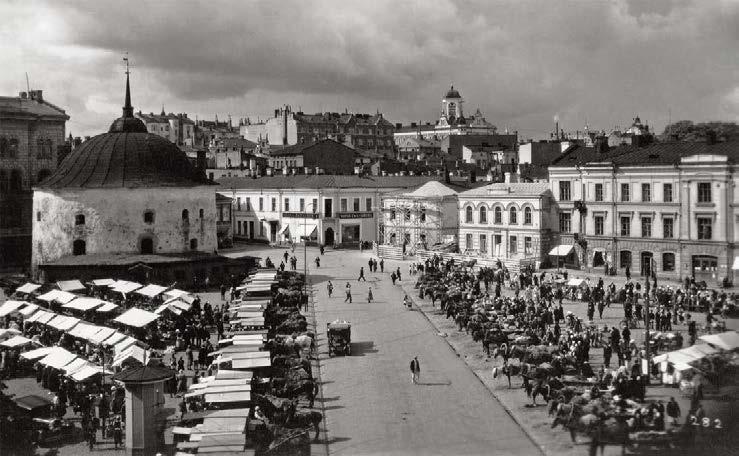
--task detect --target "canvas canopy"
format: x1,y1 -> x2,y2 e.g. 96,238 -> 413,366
96,302 -> 118,313
189,379 -> 250,391
63,297 -> 105,312
0,300 -> 27,317
231,357 -> 270,370
135,284 -> 168,298
0,328 -> 21,341
47,315 -> 81,331
114,308 -> 159,328
38,348 -> 77,369
21,346 -> 56,360
92,279 -> 117,286
67,322 -> 98,340
155,303 -> 182,315
36,311 -> 58,325
37,290 -> 77,304
0,335 -> 34,348
23,310 -> 46,323
62,357 -> 90,375
71,365 -> 111,381
699,331 -> 739,351
89,327 -> 117,345
164,288 -> 191,299
549,245 -> 574,256
15,283 -> 41,294
566,278 -> 587,287
204,391 -> 251,403
18,303 -> 38,316
244,284 -> 272,294
185,384 -> 251,398
100,332 -> 127,347
111,281 -> 143,294
113,337 -> 139,355
112,345 -> 148,367
215,370 -> 253,380
56,280 -> 86,292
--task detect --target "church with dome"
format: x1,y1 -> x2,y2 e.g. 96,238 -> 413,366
31,73 -> 253,284
394,85 -> 497,143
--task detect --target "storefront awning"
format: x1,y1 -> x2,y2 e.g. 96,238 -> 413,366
15,283 -> 41,294
278,224 -> 290,235
299,222 -> 318,239
548,245 -> 574,256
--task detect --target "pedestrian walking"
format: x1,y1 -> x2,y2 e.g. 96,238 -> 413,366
666,397 -> 681,427
379,259 -> 384,273
391,271 -> 397,285
186,345 -> 194,370
344,283 -> 352,303
396,267 -> 402,281
327,280 -> 334,297
112,416 -> 123,449
358,267 -> 366,281
220,283 -> 227,301
367,287 -> 373,303
320,245 -> 325,255
409,356 -> 420,384
315,256 -> 320,268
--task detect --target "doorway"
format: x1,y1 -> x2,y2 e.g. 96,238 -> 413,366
640,251 -> 653,276
269,222 -> 277,243
324,199 -> 333,218
325,227 -> 335,246
593,251 -> 604,267
249,221 -> 255,240
141,238 -> 154,254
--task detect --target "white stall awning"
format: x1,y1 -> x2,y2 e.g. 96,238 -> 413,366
63,297 -> 105,312
699,331 -> 739,351
56,280 -> 86,292
15,283 -> 41,294
548,245 -> 574,256
92,279 -> 116,286
111,281 -> 143,294
96,302 -> 119,313
18,303 -> 39,316
114,308 -> 159,328
0,300 -> 27,317
135,284 -> 168,298
0,335 -> 34,348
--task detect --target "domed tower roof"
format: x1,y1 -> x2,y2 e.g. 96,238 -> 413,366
444,84 -> 461,99
38,74 -> 211,189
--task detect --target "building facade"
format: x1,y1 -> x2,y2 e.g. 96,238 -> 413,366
241,106 -> 395,155
135,110 -> 195,146
0,90 -> 68,268
216,175 -> 439,247
379,181 -> 459,251
267,139 -> 357,175
457,183 -> 558,267
548,140 -> 739,284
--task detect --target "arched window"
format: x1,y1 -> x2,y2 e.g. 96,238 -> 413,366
479,206 -> 487,224
37,169 -> 51,183
199,208 -> 204,218
10,170 -> 22,191
182,209 -> 189,221
141,238 -> 154,254
494,206 -> 502,224
144,210 -> 155,224
190,238 -> 198,250
524,207 -> 532,225
75,214 -> 85,225
73,239 -> 86,256
8,138 -> 18,158
465,206 -> 473,223
509,207 -> 518,224
662,252 -> 675,272
0,137 -> 7,158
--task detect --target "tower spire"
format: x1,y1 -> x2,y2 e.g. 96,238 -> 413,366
122,54 -> 133,118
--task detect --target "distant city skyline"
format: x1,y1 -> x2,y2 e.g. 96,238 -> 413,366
1,0 -> 737,139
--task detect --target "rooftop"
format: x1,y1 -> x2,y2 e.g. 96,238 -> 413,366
268,139 -> 356,157
216,175 -> 442,190
399,181 -> 458,198
112,365 -> 175,383
459,182 -> 551,197
0,92 -> 69,120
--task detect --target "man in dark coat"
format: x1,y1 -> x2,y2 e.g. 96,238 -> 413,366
410,356 -> 420,384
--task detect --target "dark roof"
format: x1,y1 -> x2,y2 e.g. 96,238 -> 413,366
215,137 -> 257,149
444,85 -> 461,99
216,175 -> 442,190
13,395 -> 53,411
269,139 -> 356,157
112,365 -> 175,383
525,142 -> 563,165
216,193 -> 233,203
40,252 -> 223,267
550,140 -> 739,168
0,94 -> 69,120
136,111 -> 195,125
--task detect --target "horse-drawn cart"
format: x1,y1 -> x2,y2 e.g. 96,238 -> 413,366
327,321 -> 351,356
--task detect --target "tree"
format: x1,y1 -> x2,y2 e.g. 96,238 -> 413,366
661,121 -> 739,142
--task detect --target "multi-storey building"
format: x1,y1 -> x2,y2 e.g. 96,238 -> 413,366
394,86 -> 497,143
241,106 -> 395,156
267,139 -> 357,175
548,138 -> 739,284
379,181 -> 460,251
457,182 -> 558,268
0,90 -> 68,268
135,110 -> 195,146
216,175 -> 439,247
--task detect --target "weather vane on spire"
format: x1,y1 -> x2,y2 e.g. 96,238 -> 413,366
123,52 -> 130,75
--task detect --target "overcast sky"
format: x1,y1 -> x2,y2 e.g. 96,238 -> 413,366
1,0 -> 738,139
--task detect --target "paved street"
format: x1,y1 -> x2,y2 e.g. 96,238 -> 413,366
253,245 -> 541,456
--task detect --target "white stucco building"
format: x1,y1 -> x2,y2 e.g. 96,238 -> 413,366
379,181 -> 459,251
32,75 -> 218,279
458,182 -> 558,267
216,175 -> 440,247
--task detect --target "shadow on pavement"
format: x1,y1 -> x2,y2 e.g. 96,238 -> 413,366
416,381 -> 452,386
307,274 -> 333,284
316,395 -> 340,403
323,405 -> 345,411
325,436 -> 352,445
350,341 -> 377,356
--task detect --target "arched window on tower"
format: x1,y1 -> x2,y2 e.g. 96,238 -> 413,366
75,214 -> 85,225
182,209 -> 189,222
479,206 -> 487,224
73,239 -> 86,256
144,210 -> 155,224
465,206 -> 473,223
141,238 -> 154,254
524,207 -> 532,225
10,170 -> 22,192
190,238 -> 198,250
509,207 -> 518,225
494,207 -> 502,224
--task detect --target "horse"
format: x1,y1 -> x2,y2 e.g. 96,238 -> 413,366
284,409 -> 323,441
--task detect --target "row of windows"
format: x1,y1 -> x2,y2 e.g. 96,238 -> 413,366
238,196 -> 372,214
72,237 -> 199,256
559,181 -> 713,204
0,137 -> 19,158
60,210 -> 202,226
389,207 -> 426,222
0,169 -> 23,192
464,233 -> 534,255
464,206 -> 533,225
560,212 -> 713,240
617,251 -> 676,272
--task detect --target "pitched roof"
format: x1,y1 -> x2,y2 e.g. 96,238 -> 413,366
269,139 -> 356,157
216,175 -> 441,190
400,181 -> 458,198
112,365 -> 174,383
550,140 -> 739,168
0,95 -> 69,120
459,182 -> 551,197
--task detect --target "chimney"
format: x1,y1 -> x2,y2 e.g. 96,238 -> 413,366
444,166 -> 451,184
30,90 -> 43,102
19,92 -> 27,99
706,130 -> 717,145
395,123 -> 402,129
196,149 -> 207,171
282,107 -> 288,145
594,134 -> 609,154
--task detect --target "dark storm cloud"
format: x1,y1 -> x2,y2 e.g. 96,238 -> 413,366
2,0 -> 737,137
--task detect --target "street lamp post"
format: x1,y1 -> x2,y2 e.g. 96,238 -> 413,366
302,203 -> 316,299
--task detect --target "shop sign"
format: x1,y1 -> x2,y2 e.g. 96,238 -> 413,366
283,212 -> 320,219
337,212 -> 374,219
